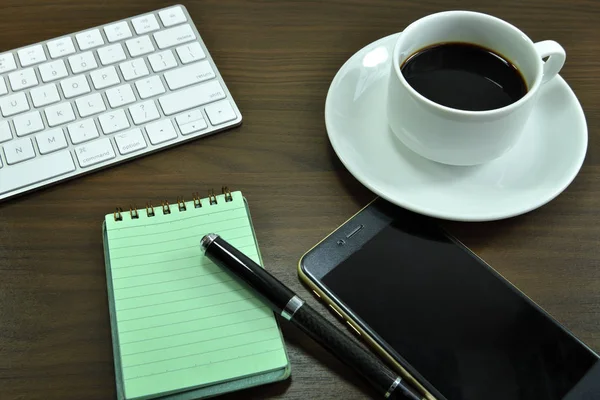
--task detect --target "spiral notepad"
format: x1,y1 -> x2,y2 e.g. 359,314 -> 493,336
102,188 -> 290,400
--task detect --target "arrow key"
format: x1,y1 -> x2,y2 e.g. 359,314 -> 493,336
146,119 -> 177,145
179,119 -> 207,135
205,100 -> 237,126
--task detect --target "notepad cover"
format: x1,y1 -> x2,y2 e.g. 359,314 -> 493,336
102,192 -> 290,400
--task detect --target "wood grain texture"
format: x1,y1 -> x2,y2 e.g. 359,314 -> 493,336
0,0 -> 599,399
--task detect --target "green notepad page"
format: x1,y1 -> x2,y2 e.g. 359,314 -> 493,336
102,191 -> 289,400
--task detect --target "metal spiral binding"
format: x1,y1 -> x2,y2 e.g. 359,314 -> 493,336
192,192 -> 202,208
208,189 -> 218,205
115,186 -> 234,221
177,196 -> 187,211
114,207 -> 123,221
222,186 -> 233,202
146,202 -> 155,217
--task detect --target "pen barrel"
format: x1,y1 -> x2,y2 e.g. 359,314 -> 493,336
202,234 -> 423,400
204,235 -> 295,313
291,304 -> 423,400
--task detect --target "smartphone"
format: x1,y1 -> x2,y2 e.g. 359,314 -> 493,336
298,198 -> 600,400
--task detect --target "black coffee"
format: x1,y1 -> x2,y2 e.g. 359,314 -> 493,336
400,42 -> 527,111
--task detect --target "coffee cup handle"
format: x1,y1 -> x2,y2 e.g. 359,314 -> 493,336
534,41 -> 566,84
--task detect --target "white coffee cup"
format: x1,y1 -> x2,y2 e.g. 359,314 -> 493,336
387,11 -> 566,166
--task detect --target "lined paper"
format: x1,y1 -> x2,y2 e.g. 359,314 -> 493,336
104,192 -> 288,400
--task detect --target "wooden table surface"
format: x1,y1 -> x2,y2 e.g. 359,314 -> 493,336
1,0 -> 599,399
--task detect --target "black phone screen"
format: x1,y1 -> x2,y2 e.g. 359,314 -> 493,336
319,209 -> 599,400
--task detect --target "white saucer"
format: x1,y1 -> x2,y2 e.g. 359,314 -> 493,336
325,33 -> 588,221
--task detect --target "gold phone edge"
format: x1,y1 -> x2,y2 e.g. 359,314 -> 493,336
296,198 -> 437,400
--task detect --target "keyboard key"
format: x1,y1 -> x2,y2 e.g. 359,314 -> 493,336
119,58 -> 149,81
3,137 -> 35,164
164,61 -> 215,90
97,43 -> 127,66
159,6 -> 187,27
114,128 -> 147,155
75,138 -> 115,167
129,100 -> 160,125
131,14 -> 160,34
176,42 -> 206,64
76,29 -> 105,50
179,118 -> 207,135
68,118 -> 99,144
76,93 -> 107,117
45,102 -> 76,127
145,119 -> 177,145
14,111 -> 44,137
17,44 -> 46,67
0,150 -> 75,194
90,66 -> 120,89
125,35 -> 155,57
106,84 -> 136,108
0,53 -> 17,74
61,75 -> 91,98
148,50 -> 177,72
205,100 -> 237,125
0,77 -> 7,95
154,24 -> 195,49
0,150 -> 75,193
36,128 -> 68,154
158,80 -> 225,116
68,51 -> 98,74
39,60 -> 69,83
9,68 -> 38,91
31,84 -> 60,107
175,109 -> 203,126
135,76 -> 165,99
98,109 -> 130,134
47,36 -> 76,58
0,120 -> 12,142
0,92 -> 29,117
104,21 -> 133,42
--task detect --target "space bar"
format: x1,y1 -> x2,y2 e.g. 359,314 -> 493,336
0,151 -> 76,194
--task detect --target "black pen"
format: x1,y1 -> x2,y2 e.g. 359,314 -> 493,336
200,233 -> 424,400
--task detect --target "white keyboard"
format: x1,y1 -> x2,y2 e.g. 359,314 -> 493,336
0,5 -> 242,201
